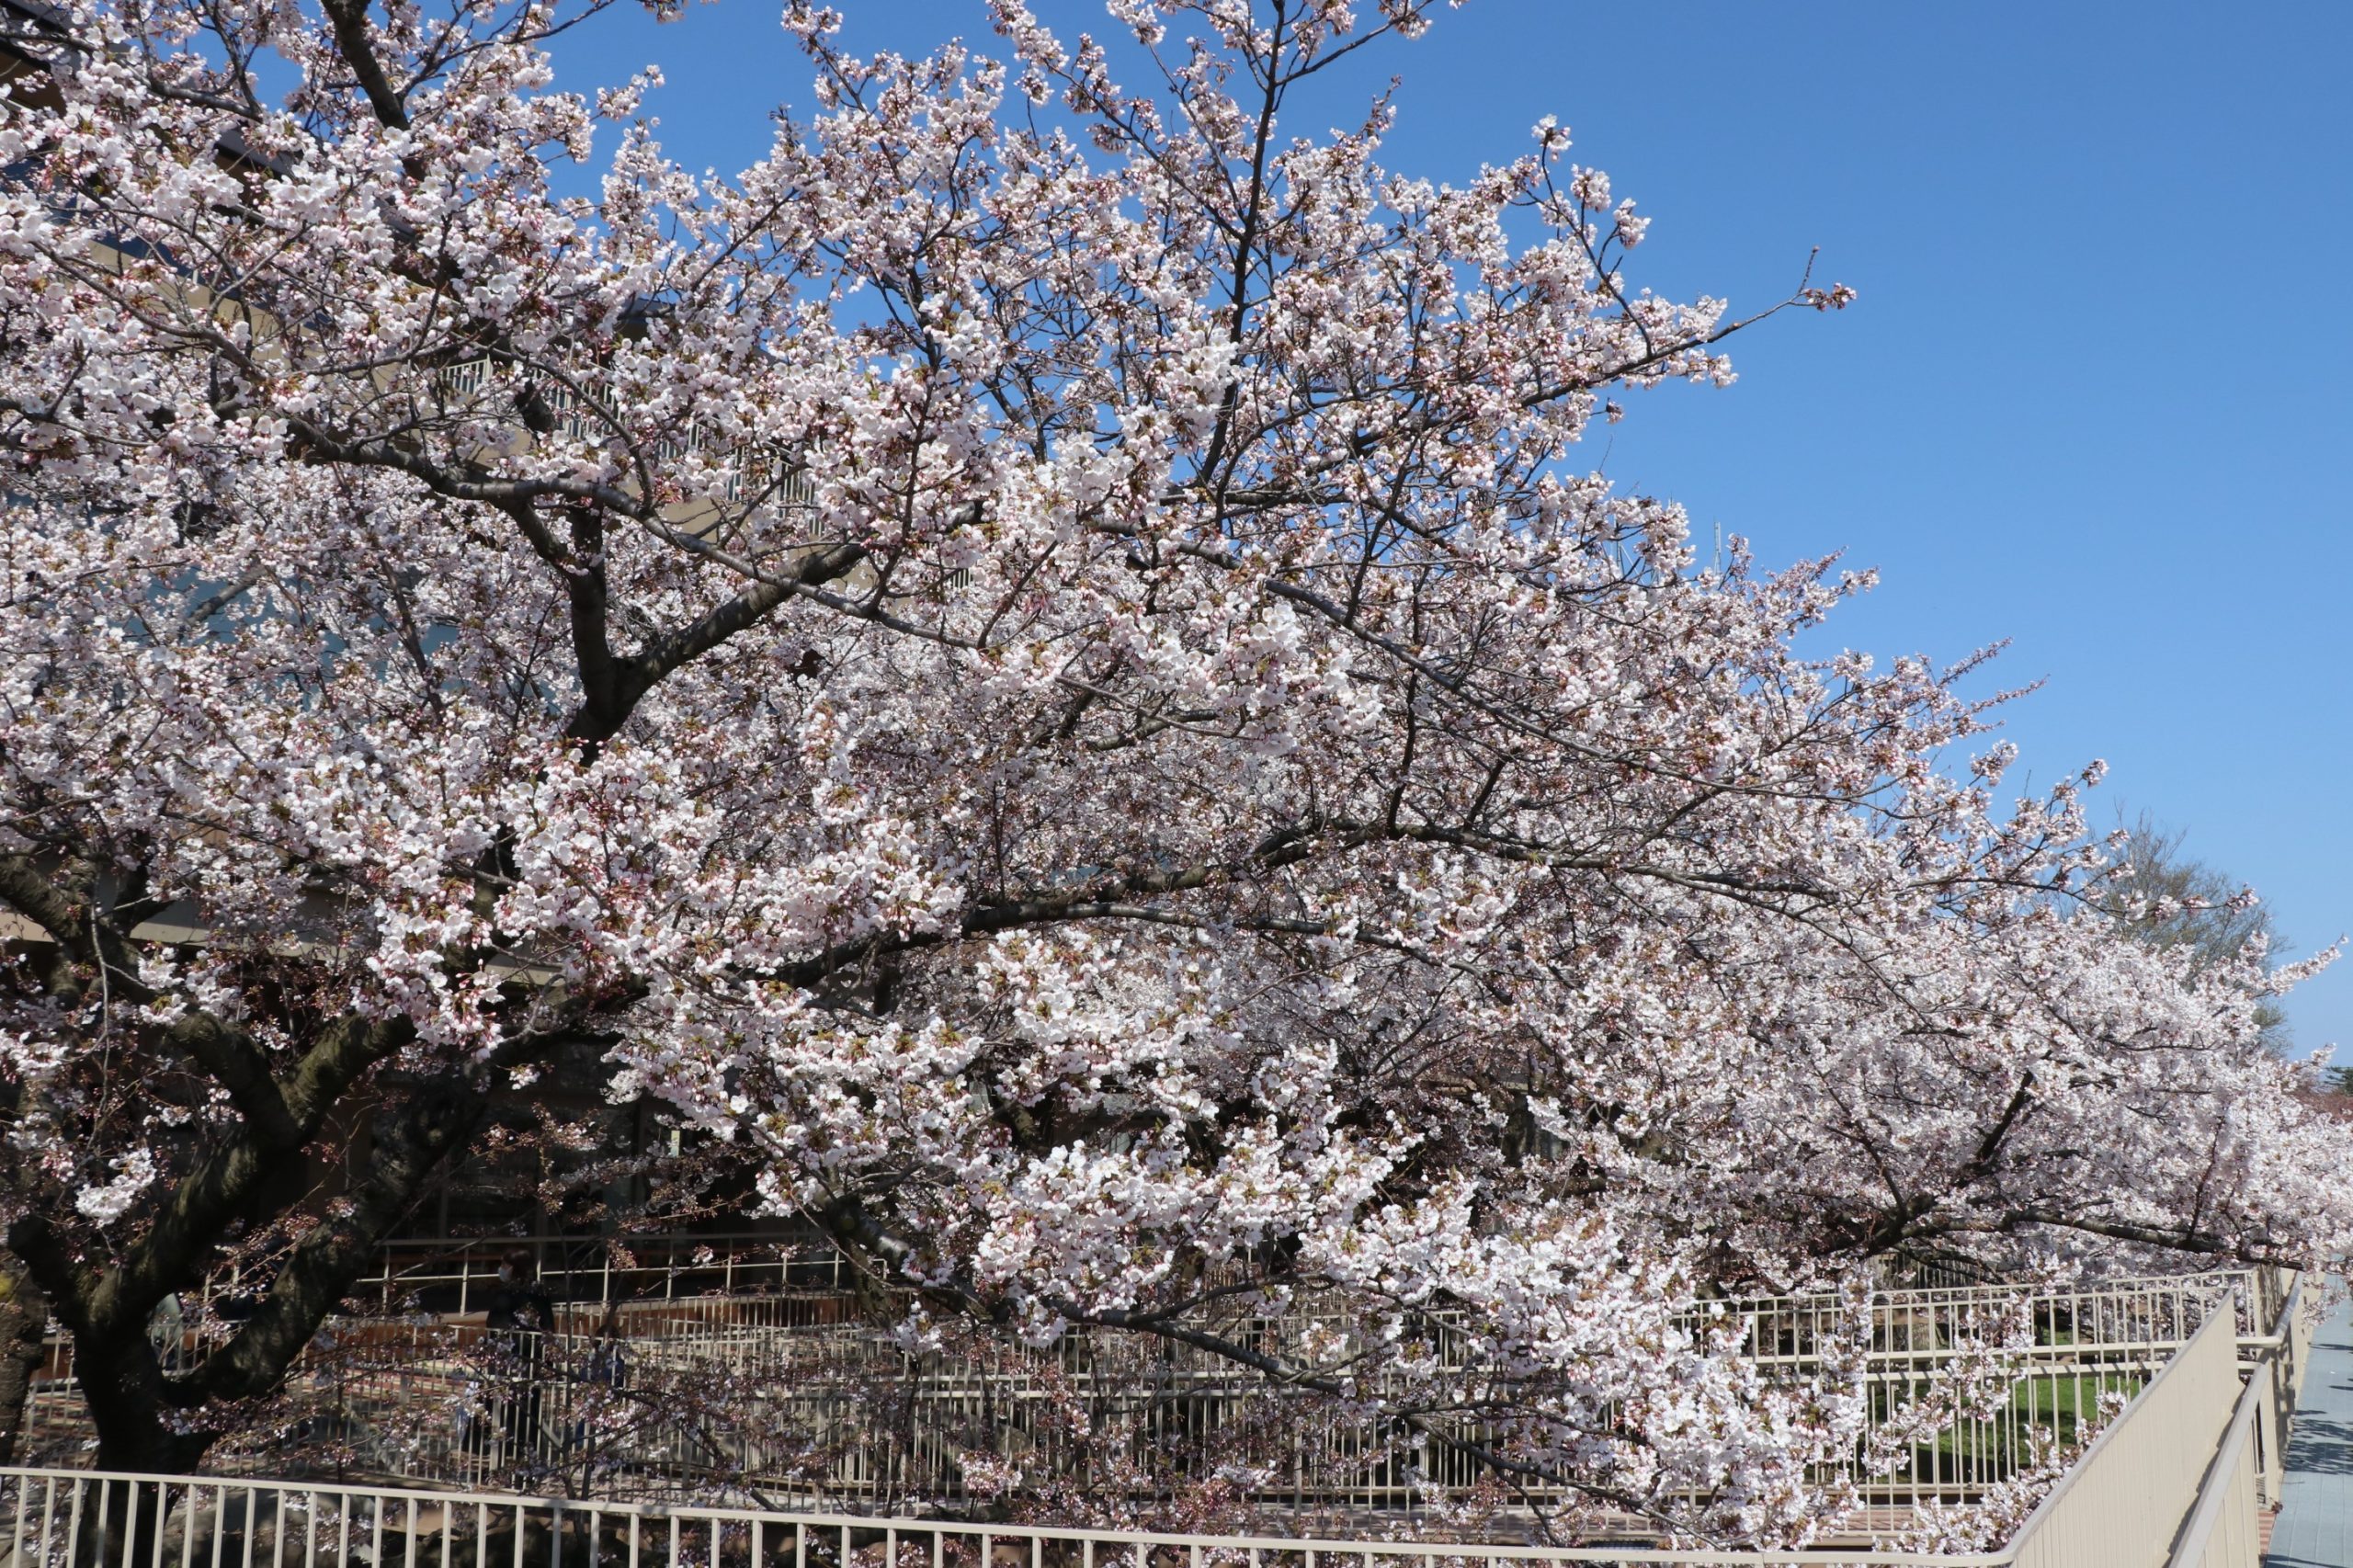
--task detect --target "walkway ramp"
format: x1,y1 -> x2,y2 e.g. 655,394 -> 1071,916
2268,1296 -> 2353,1567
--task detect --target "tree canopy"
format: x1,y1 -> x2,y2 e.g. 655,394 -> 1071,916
0,0 -> 2341,1539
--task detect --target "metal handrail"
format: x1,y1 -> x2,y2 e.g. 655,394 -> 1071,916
16,1272 -> 2258,1518
1996,1306 -> 2237,1564
2160,1267 -> 2313,1568
16,1270 -> 2282,1540
1995,1268 -> 2310,1568
0,1465 -> 2029,1566
2163,1363 -> 2265,1568
1,1277 -> 2295,1562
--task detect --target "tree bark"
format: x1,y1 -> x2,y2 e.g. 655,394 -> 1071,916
0,1070 -> 495,1477
0,1259 -> 50,1463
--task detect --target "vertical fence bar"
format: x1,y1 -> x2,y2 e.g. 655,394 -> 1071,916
103,1479 -> 127,1568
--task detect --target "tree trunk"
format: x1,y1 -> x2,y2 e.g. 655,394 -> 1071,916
0,1259 -> 50,1463
76,1328 -> 212,1474
41,1078 -> 495,1486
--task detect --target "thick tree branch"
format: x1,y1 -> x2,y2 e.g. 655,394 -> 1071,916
166,1075 -> 485,1404
86,1013 -> 412,1339
317,0 -> 411,130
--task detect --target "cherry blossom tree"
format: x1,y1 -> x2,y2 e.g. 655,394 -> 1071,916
0,0 -> 2342,1539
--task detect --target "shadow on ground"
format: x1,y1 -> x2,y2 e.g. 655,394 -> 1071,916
2285,1393 -> 2353,1478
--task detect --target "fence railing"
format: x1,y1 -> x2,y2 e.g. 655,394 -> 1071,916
16,1269 -> 2303,1551
2000,1266 -> 2308,1568
0,1271 -> 2314,1564
187,1233 -> 862,1323
1715,1269 -> 2262,1365
2164,1358 -> 2267,1568
2251,1267 -> 2316,1506
23,1278 -> 2247,1521
1996,1304 -> 2241,1568
0,1466 -> 2034,1568
177,1231 -> 2291,1358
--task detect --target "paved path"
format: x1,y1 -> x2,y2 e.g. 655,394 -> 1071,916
2268,1297 -> 2353,1567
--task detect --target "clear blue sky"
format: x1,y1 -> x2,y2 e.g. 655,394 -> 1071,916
543,1 -> 2353,1054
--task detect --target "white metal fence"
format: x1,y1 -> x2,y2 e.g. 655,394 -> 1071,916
0,1467 -> 2023,1568
13,1268 -> 2310,1561
0,1336 -> 2291,1568
1948,1265 -> 2308,1568
1995,1303 -> 2242,1568
2164,1358 -> 2266,1568
124,1279 -> 2213,1506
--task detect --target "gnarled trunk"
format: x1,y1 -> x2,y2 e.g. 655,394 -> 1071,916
0,1260 -> 51,1463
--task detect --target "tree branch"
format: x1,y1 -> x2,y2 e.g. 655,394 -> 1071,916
317,0 -> 411,130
